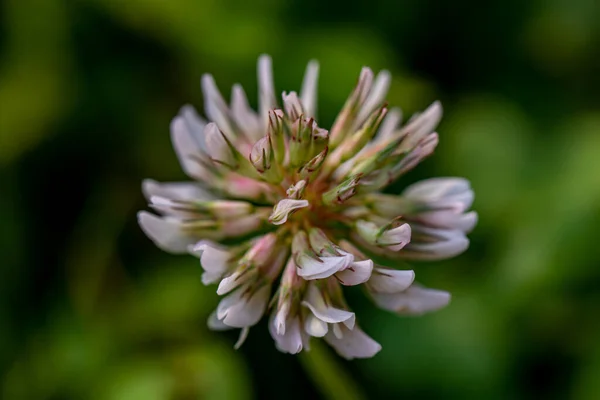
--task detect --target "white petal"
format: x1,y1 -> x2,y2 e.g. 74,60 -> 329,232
378,223 -> 412,251
216,288 -> 243,319
302,285 -> 355,328
231,84 -> 261,141
300,60 -> 319,118
296,253 -> 352,280
401,101 -> 443,148
282,91 -> 303,119
205,123 -> 235,166
332,323 -> 343,339
234,327 -> 250,349
180,105 -> 208,149
258,55 -> 276,121
195,241 -> 229,270
193,241 -> 232,284
304,313 -> 329,337
404,177 -> 472,207
137,211 -> 195,253
368,268 -> 415,293
375,107 -> 402,143
414,210 -> 478,232
336,259 -> 373,286
170,114 -> 211,180
371,285 -> 451,315
355,67 -> 374,104
273,301 -> 291,335
201,74 -> 234,138
404,228 -> 470,260
201,271 -> 225,286
324,325 -> 382,360
217,271 -> 245,295
142,179 -> 214,203
269,199 -> 309,225
270,315 -> 304,354
207,310 -> 232,331
219,285 -> 271,328
356,70 -> 391,126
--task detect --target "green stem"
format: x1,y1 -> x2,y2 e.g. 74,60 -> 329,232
299,340 -> 367,400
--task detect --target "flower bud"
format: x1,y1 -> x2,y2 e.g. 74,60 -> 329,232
249,135 -> 272,173
298,146 -> 328,179
322,174 -> 362,205
286,180 -> 307,199
268,109 -> 287,164
355,219 -> 412,252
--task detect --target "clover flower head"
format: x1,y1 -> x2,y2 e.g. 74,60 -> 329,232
138,55 -> 477,359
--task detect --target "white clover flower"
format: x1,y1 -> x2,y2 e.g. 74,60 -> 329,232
138,55 -> 477,359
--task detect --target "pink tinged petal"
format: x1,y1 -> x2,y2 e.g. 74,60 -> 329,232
302,284 -> 355,329
324,325 -> 382,360
269,199 -> 309,225
258,55 -> 276,122
371,285 -> 451,315
336,259 -> 374,286
377,223 -> 412,251
217,284 -> 271,328
221,213 -> 265,237
368,268 -> 415,293
137,211 -> 196,254
209,200 -> 253,219
304,313 -> 328,337
225,175 -> 269,200
300,60 -> 319,119
205,123 -> 236,167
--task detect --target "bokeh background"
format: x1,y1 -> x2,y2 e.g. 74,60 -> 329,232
2,0 -> 600,398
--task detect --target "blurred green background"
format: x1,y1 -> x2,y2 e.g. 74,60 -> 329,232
1,0 -> 600,398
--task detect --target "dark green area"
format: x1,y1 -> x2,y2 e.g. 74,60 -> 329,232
1,0 -> 600,398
